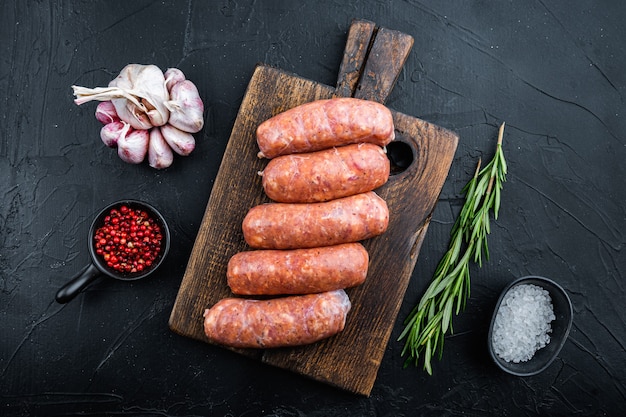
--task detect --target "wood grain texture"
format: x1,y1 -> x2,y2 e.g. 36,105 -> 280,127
334,19 -> 376,98
333,19 -> 414,103
168,64 -> 458,395
353,27 -> 414,103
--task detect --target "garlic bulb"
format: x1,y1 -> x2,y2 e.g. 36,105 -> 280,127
73,64 -> 204,168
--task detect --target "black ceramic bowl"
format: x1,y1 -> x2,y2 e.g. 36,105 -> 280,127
55,199 -> 170,304
488,275 -> 573,376
87,199 -> 170,280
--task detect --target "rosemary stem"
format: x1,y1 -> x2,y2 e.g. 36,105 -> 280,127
399,123 -> 507,374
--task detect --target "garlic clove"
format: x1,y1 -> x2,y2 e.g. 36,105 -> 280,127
165,80 -> 204,133
148,127 -> 174,169
117,128 -> 150,164
100,121 -> 131,148
161,123 -> 195,156
95,101 -> 119,125
164,68 -> 186,92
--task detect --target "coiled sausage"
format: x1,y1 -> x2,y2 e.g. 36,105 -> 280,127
256,98 -> 395,159
260,143 -> 390,203
227,243 -> 369,295
203,290 -> 351,348
242,191 -> 389,250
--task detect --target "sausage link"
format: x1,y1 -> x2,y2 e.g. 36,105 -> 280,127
227,243 -> 369,295
242,191 -> 389,249
256,98 -> 395,159
261,143 -> 390,203
203,290 -> 351,348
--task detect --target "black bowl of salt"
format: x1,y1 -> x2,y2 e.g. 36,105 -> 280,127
488,275 -> 573,376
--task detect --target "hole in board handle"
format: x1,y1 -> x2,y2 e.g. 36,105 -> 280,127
386,139 -> 414,175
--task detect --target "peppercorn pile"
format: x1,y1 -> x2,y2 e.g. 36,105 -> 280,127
93,205 -> 164,274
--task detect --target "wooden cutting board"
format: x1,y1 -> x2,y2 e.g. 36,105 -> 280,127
168,19 -> 458,396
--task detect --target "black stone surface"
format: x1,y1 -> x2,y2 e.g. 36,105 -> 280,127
1,1 -> 625,415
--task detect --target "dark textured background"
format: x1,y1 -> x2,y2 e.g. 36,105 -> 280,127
2,1 -> 625,415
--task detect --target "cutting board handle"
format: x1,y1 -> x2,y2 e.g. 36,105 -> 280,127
334,18 -> 414,104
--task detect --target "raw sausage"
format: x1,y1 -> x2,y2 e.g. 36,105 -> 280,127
228,244 -> 368,295
203,290 -> 351,348
243,191 -> 389,250
256,97 -> 395,159
261,143 -> 390,203
242,191 -> 389,249
227,243 -> 369,295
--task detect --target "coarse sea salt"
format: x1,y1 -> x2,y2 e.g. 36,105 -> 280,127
492,283 -> 556,363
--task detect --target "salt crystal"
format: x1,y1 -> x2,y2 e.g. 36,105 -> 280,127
492,284 -> 556,363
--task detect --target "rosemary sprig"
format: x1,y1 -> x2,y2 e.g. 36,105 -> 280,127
398,122 -> 507,374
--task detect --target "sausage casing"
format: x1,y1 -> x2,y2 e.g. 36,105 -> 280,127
227,243 -> 369,295
242,191 -> 389,249
203,290 -> 351,348
261,143 -> 390,203
256,98 -> 395,159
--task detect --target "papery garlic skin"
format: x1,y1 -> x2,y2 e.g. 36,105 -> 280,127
108,64 -> 170,127
161,123 -> 196,156
111,98 -> 154,130
100,121 -> 131,148
73,65 -> 170,128
95,101 -> 119,125
148,127 -> 174,169
117,128 -> 150,164
165,80 -> 204,133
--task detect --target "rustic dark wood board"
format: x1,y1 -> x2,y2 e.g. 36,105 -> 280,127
168,63 -> 458,396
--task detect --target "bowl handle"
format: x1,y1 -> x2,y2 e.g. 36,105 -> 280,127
55,263 -> 101,304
